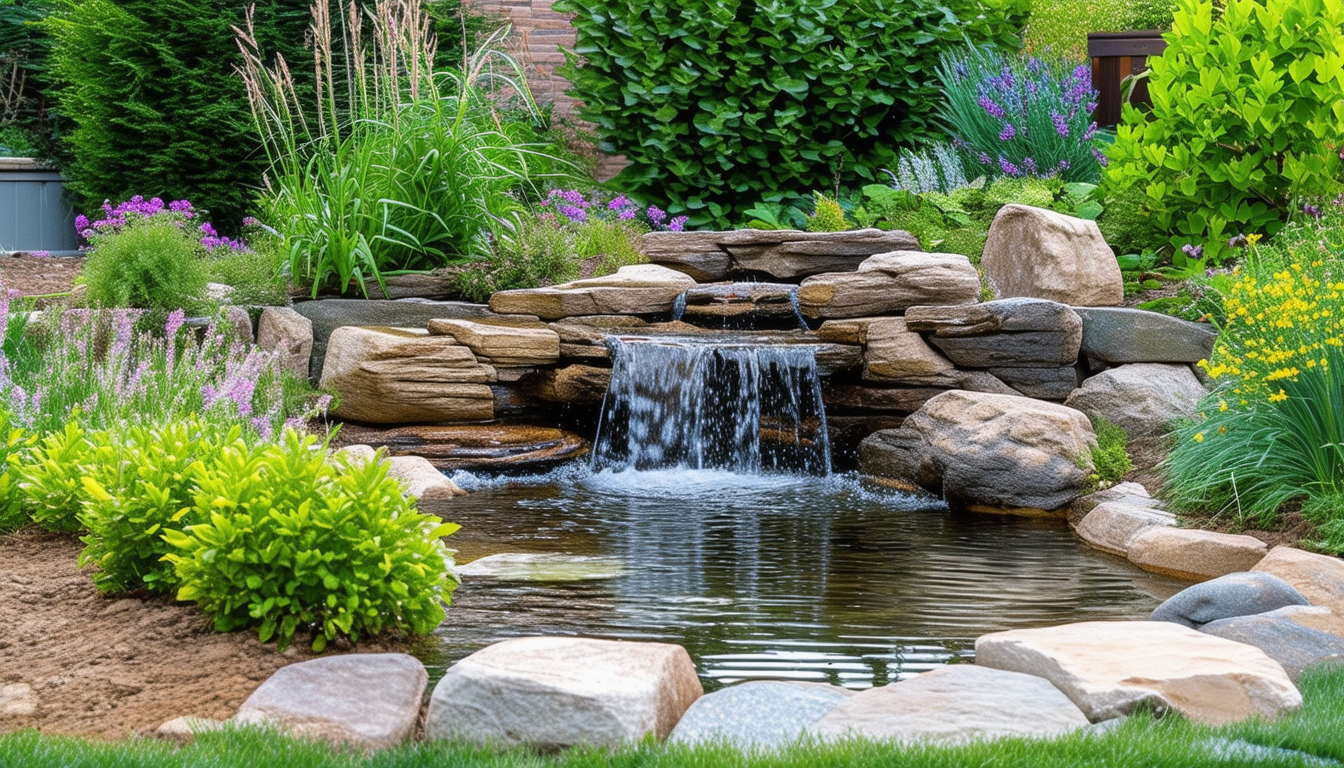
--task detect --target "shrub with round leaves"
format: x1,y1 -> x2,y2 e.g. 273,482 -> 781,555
163,431 -> 459,651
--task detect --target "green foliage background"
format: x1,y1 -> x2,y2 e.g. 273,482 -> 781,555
557,0 -> 1029,227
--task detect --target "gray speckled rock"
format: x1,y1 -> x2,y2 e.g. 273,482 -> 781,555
906,298 -> 1083,369
807,666 -> 1089,743
1064,363 -> 1207,437
1200,609 -> 1344,681
1150,572 -> 1309,628
1074,307 -> 1217,364
668,681 -> 851,748
989,366 -> 1081,400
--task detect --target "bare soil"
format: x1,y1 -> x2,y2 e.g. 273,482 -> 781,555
0,528 -> 407,739
0,255 -> 84,299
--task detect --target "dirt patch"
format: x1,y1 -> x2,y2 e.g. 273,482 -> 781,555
0,527 -> 409,739
0,255 -> 84,299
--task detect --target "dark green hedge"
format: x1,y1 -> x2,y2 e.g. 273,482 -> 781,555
556,0 -> 1029,227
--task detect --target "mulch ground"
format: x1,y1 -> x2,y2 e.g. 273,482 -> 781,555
0,255 -> 84,300
0,528 -> 407,739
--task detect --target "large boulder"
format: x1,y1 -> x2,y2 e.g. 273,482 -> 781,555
1075,501 -> 1177,556
797,252 -> 981,320
1253,546 -> 1344,616
1199,610 -> 1344,681
293,298 -> 495,379
1150,572 -> 1310,628
489,265 -> 696,320
257,307 -> 314,379
424,637 -> 703,749
233,654 -> 427,748
427,318 -> 560,367
981,204 -> 1123,306
904,298 -> 1083,368
1074,307 -> 1218,364
1064,364 -> 1207,437
641,228 -> 922,282
859,391 -> 1097,514
1126,528 -> 1268,582
807,666 -> 1088,744
668,681 -> 851,748
319,327 -> 494,424
975,621 -> 1302,724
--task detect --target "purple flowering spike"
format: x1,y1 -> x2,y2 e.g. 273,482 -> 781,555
977,95 -> 1006,119
669,216 -> 689,232
998,157 -> 1022,177
1023,157 -> 1038,176
647,206 -> 667,226
1051,112 -> 1069,137
1304,203 -> 1323,220
999,124 -> 1016,141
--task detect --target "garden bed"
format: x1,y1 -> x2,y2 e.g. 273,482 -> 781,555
0,255 -> 83,298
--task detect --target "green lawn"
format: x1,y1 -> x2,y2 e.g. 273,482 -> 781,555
3,666 -> 1343,768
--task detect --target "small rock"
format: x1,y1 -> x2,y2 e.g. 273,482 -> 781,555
1075,501 -> 1177,556
807,666 -> 1089,743
257,307 -> 314,379
530,365 -> 612,403
333,444 -> 378,465
797,251 -> 982,320
425,637 -> 703,749
457,553 -> 625,582
1064,364 -> 1207,437
1150,572 -> 1310,628
981,204 -> 1123,306
1253,546 -> 1344,617
233,653 -> 428,748
975,621 -> 1301,724
154,716 -> 226,744
1127,528 -> 1269,582
1200,610 -> 1344,681
427,318 -> 560,367
668,681 -> 850,748
490,265 -> 696,320
1074,307 -> 1218,364
386,455 -> 465,500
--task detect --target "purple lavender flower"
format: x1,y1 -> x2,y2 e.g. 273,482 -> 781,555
242,216 -> 260,227
1023,157 -> 1038,176
617,208 -> 637,221
165,309 -> 186,339
976,151 -> 992,166
668,215 -> 688,232
608,195 -> 632,211
647,206 -> 667,226
1083,123 -> 1098,141
977,95 -> 1006,119
1051,112 -> 1069,137
998,157 -> 1022,177
1182,243 -> 1204,260
1305,203 -> 1323,220
999,124 -> 1016,141
558,205 -> 588,223
1058,159 -> 1071,171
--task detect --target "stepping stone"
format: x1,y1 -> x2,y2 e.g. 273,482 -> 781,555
1150,572 -> 1310,628
1126,528 -> 1268,582
1075,501 -> 1176,556
807,666 -> 1089,743
668,681 -> 851,748
233,654 -> 427,748
425,637 -> 703,749
976,621 -> 1300,724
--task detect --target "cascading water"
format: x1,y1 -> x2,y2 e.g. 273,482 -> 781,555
591,336 -> 832,475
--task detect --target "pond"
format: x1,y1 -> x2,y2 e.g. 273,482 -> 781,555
417,466 -> 1184,690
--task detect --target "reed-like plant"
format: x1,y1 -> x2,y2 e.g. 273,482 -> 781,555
238,0 -> 558,297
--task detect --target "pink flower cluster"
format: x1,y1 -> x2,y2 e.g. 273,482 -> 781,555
538,189 -> 689,231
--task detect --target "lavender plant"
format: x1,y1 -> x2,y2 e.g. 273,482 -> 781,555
937,48 -> 1103,182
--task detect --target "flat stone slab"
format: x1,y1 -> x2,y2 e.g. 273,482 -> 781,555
457,553 -> 626,582
425,637 -> 703,749
233,653 -> 427,748
1067,481 -> 1158,527
975,621 -> 1302,724
906,299 -> 1083,369
1200,609 -> 1344,681
807,666 -> 1089,743
1064,363 -> 1206,438
1075,501 -> 1176,556
294,298 -> 495,379
427,318 -> 559,367
1150,572 -> 1310,628
1253,546 -> 1344,617
797,251 -> 981,319
642,228 -> 921,281
490,265 -> 695,320
1127,527 -> 1268,582
990,365 -> 1081,400
1074,306 -> 1218,364
669,681 -> 851,748
334,424 -> 587,471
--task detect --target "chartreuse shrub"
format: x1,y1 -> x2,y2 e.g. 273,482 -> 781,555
1104,0 -> 1344,264
19,419 -> 94,532
0,410 -> 30,534
1166,208 -> 1344,546
164,430 -> 459,651
557,0 -> 1029,227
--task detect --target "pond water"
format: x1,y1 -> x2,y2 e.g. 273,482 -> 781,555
416,467 -> 1184,690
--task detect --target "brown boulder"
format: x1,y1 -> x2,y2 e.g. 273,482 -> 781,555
981,204 -> 1123,306
489,265 -> 695,320
427,318 -> 560,367
1253,546 -> 1344,616
797,251 -> 981,319
1127,527 -> 1269,582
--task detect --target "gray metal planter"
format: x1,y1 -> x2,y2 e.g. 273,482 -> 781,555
0,157 -> 78,255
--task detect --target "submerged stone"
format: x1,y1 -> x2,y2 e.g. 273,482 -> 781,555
457,553 -> 626,582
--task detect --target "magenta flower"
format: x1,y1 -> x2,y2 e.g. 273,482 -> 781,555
999,124 -> 1016,141
668,215 -> 688,232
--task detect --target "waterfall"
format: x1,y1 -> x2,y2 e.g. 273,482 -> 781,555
591,337 -> 831,475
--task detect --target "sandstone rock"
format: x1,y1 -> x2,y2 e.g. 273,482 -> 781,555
1199,610 -> 1344,681
1127,528 -> 1269,582
858,391 -> 1096,513
1064,364 -> 1207,438
234,654 -> 428,748
457,553 -> 626,582
334,424 -> 588,472
294,298 -> 495,379
257,307 -> 314,379
386,455 -> 465,500
1251,605 -> 1344,641
861,318 -> 958,384
1150,572 -> 1310,628
981,204 -> 1123,306
826,385 -> 947,414
990,366 -> 1081,400
154,716 -> 226,744
975,621 -> 1301,724
531,365 -> 612,403
320,327 -> 494,424
1067,482 -> 1157,527
427,318 -> 560,367
1075,501 -> 1177,556
642,228 -> 922,281
669,681 -> 850,748
1074,307 -> 1218,364
808,666 -> 1088,743
906,299 -> 1083,369
0,683 -> 36,717
490,265 -> 696,320
424,637 -> 703,748
797,252 -> 981,319
1253,547 -> 1344,616
333,444 -> 378,465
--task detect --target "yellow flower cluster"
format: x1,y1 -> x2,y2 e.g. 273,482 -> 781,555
1199,259 -> 1344,403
